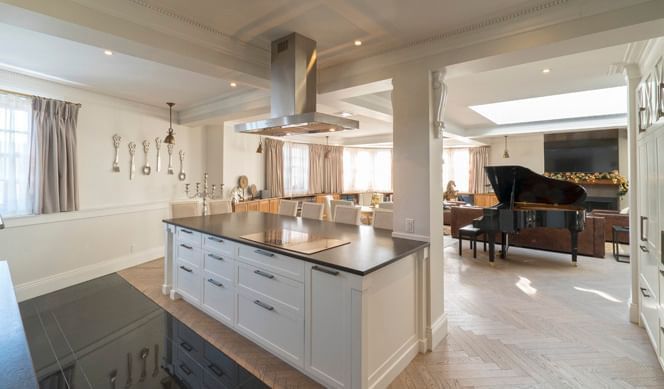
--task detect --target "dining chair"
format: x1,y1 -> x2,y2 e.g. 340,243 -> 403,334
322,195 -> 334,220
378,202 -> 394,210
278,199 -> 299,217
330,200 -> 353,220
333,205 -> 361,225
301,202 -> 324,220
170,200 -> 202,218
372,209 -> 393,230
207,199 -> 232,215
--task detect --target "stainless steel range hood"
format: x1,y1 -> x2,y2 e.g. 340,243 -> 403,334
235,33 -> 359,136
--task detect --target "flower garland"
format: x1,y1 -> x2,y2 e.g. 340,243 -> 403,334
543,171 -> 629,196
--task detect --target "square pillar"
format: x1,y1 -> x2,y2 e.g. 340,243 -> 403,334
391,67 -> 446,350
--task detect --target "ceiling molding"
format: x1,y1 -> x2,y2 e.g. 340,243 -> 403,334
178,89 -> 269,125
465,113 -> 627,138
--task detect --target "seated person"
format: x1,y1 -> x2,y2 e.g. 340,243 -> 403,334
444,180 -> 461,202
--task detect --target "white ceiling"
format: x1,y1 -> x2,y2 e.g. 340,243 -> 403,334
0,23 -> 250,109
148,0 -> 538,67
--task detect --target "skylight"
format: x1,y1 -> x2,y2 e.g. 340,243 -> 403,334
469,86 -> 627,125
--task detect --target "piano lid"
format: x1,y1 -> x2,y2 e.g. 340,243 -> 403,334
485,165 -> 587,207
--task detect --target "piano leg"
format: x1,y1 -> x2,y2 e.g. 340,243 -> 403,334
488,233 -> 495,263
570,230 -> 579,266
500,232 -> 507,259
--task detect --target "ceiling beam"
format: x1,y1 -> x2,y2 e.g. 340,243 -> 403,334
464,114 -> 627,138
178,90 -> 270,126
0,0 -> 271,89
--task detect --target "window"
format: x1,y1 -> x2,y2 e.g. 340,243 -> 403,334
0,93 -> 33,216
283,142 -> 309,195
443,148 -> 470,193
343,148 -> 392,193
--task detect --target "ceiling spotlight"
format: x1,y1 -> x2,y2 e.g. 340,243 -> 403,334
104,50 -> 113,56
339,111 -> 353,117
354,40 -> 362,46
541,68 -> 551,74
329,128 -> 336,132
230,82 -> 237,87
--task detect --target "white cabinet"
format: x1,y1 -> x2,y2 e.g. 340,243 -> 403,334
305,263 -> 352,388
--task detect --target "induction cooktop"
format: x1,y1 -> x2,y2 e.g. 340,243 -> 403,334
241,229 -> 350,254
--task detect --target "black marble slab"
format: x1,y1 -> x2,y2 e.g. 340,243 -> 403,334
164,212 -> 429,276
19,274 -> 267,389
0,261 -> 38,389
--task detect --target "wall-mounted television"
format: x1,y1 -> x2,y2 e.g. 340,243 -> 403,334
544,130 -> 619,173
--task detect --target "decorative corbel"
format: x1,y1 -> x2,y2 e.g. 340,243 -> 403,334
431,70 -> 447,139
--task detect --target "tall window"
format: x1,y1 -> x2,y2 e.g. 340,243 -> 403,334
283,142 -> 309,195
343,148 -> 392,192
0,93 -> 33,216
443,148 -> 470,193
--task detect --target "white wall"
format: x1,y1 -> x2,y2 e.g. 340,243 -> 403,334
222,124 -> 264,198
0,70 -> 205,300
485,134 -> 545,173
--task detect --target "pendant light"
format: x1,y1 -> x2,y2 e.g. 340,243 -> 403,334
324,136 -> 331,159
256,136 -> 263,154
164,102 -> 176,145
502,135 -> 510,159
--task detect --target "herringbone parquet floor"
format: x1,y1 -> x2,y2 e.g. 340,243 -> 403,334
390,243 -> 664,389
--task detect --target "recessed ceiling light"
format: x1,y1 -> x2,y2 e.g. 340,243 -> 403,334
541,68 -> 551,74
230,82 -> 237,87
339,111 -> 353,117
329,128 -> 336,132
285,132 -> 291,136
354,40 -> 362,46
104,50 -> 113,56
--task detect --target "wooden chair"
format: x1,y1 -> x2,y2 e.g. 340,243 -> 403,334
330,200 -> 353,220
372,209 -> 393,230
334,205 -> 361,225
278,199 -> 299,217
301,202 -> 324,220
170,200 -> 201,218
378,202 -> 394,210
207,199 -> 232,215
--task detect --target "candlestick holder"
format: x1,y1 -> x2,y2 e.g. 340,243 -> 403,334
185,172 -> 224,216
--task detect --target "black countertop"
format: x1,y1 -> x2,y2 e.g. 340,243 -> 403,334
163,212 -> 429,276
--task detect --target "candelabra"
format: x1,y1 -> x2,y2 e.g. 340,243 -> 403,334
185,172 -> 224,216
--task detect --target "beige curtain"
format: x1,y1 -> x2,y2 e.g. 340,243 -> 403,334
30,97 -> 80,214
469,146 -> 490,193
324,145 -> 343,194
264,138 -> 284,197
309,144 -> 325,193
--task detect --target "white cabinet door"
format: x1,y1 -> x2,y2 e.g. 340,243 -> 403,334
305,264 -> 351,389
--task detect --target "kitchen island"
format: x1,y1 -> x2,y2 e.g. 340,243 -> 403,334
163,212 -> 431,389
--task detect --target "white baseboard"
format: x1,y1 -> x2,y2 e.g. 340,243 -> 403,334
368,335 -> 419,389
429,312 -> 448,351
14,246 -> 163,301
628,299 -> 639,324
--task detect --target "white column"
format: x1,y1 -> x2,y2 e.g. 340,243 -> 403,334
392,66 -> 446,350
205,124 -> 224,184
624,64 -> 641,324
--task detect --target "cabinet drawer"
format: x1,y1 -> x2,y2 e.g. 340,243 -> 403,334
237,244 -> 304,281
176,260 -> 202,304
203,343 -> 238,388
177,227 -> 202,246
203,234 -> 235,255
177,242 -> 202,268
203,271 -> 235,326
640,276 -> 659,350
175,319 -> 206,364
236,293 -> 304,366
204,250 -> 235,283
237,263 -> 304,316
175,346 -> 203,388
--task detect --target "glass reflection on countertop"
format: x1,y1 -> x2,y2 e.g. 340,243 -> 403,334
19,274 -> 267,389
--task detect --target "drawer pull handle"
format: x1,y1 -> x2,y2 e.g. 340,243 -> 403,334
179,363 -> 192,376
254,249 -> 275,257
207,363 -> 224,377
180,243 -> 193,250
181,229 -> 193,234
179,341 -> 193,352
312,265 -> 339,276
179,265 -> 193,273
208,253 -> 223,261
208,236 -> 224,243
640,287 -> 651,298
254,300 -> 274,311
640,216 -> 648,241
254,269 -> 275,279
207,278 -> 223,287
640,245 -> 649,253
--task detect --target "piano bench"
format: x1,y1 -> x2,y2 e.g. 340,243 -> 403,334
458,224 -> 486,258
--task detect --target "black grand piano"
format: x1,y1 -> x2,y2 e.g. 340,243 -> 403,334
473,166 -> 587,264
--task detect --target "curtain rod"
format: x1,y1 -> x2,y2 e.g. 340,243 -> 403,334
0,87 -> 82,107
